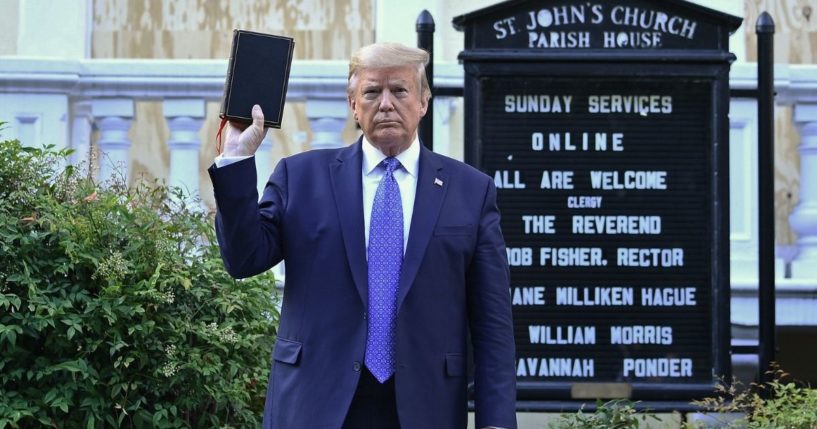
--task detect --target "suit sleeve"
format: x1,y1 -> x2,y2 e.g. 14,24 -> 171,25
466,177 -> 517,429
208,157 -> 289,279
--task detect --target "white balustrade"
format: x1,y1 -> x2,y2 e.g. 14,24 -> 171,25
91,99 -> 134,184
432,97 -> 457,158
790,104 -> 817,279
163,99 -> 205,197
306,99 -> 349,149
728,97 -> 760,280
70,101 -> 93,166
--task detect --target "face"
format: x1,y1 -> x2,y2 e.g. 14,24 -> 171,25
349,66 -> 428,156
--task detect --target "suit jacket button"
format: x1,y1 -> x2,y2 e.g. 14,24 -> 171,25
353,361 -> 361,372
363,312 -> 367,320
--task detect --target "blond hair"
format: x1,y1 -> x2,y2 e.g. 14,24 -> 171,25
347,43 -> 431,103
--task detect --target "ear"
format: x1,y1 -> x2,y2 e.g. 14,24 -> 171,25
348,95 -> 356,114
418,94 -> 430,118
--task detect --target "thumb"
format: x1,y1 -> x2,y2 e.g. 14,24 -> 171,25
252,104 -> 265,130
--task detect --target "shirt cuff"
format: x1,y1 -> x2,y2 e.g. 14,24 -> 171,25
214,154 -> 253,168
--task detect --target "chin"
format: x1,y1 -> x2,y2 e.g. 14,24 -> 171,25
370,136 -> 410,154
372,133 -> 406,146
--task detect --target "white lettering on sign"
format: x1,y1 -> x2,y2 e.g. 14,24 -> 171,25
540,171 -> 574,189
539,132 -> 623,151
556,287 -> 634,306
540,247 -> 606,266
641,287 -> 697,306
517,357 -> 595,377
528,31 -> 590,48
524,4 -> 602,29
529,325 -> 596,344
589,170 -> 667,190
511,286 -> 546,305
610,6 -> 698,39
616,248 -> 684,267
494,170 -> 526,189
588,95 -> 672,115
567,196 -> 603,208
572,215 -> 661,234
491,5 -> 701,47
603,31 -> 662,48
505,95 -> 572,113
492,17 -> 519,40
522,215 -> 556,234
507,247 -> 533,266
623,358 -> 693,377
611,325 -> 673,345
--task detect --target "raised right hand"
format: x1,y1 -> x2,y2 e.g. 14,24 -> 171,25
222,104 -> 268,157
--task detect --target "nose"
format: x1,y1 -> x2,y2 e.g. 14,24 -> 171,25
378,90 -> 395,111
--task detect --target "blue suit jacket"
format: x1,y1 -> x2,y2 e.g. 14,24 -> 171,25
209,139 -> 517,429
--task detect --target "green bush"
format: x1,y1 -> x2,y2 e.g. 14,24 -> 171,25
550,399 -> 658,429
688,368 -> 817,429
0,130 -> 279,428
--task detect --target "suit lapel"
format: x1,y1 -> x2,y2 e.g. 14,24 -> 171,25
397,146 -> 447,311
329,139 -> 368,305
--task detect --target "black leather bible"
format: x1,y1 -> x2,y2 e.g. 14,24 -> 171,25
220,30 -> 294,129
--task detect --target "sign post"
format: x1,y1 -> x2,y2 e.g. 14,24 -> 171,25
454,0 -> 741,404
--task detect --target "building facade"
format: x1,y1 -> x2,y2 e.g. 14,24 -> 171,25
1,0 -> 816,391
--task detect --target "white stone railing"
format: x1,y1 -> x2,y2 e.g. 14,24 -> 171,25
0,58 -> 352,189
0,57 -> 463,196
776,65 -> 817,282
0,58 -> 815,289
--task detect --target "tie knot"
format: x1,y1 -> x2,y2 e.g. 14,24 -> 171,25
382,157 -> 400,175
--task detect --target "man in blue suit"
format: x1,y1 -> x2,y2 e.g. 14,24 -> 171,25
209,42 -> 516,429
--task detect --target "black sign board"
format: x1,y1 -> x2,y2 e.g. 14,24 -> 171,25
454,0 -> 741,403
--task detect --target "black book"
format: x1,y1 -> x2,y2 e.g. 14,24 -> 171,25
220,30 -> 294,129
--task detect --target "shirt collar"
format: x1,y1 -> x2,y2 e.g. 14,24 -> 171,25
362,135 -> 420,177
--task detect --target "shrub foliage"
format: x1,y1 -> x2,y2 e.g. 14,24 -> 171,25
0,133 -> 278,428
689,367 -> 817,429
550,400 -> 657,429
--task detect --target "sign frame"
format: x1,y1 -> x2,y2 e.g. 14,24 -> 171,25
455,0 -> 741,403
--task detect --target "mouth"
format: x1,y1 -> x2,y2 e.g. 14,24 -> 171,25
375,118 -> 400,126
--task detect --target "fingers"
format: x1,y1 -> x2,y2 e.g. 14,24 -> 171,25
227,105 -> 264,132
251,104 -> 265,131
221,105 -> 266,156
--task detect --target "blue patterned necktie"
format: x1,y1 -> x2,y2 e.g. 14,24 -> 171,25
365,157 -> 403,383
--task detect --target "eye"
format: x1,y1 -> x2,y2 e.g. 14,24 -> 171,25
363,88 -> 379,99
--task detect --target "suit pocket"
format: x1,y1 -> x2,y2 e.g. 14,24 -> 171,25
445,353 -> 465,377
434,225 -> 473,236
273,338 -> 302,365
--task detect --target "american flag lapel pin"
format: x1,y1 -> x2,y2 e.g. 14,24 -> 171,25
434,178 -> 444,187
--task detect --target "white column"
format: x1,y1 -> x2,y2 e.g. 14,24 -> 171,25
306,99 -> 348,149
163,99 -> 205,197
91,99 -> 134,184
728,99 -> 760,280
432,97 -> 457,158
256,133 -> 274,197
70,101 -> 93,166
790,104 -> 817,279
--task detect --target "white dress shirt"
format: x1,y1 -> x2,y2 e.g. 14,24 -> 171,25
361,136 -> 419,254
214,136 -> 420,254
